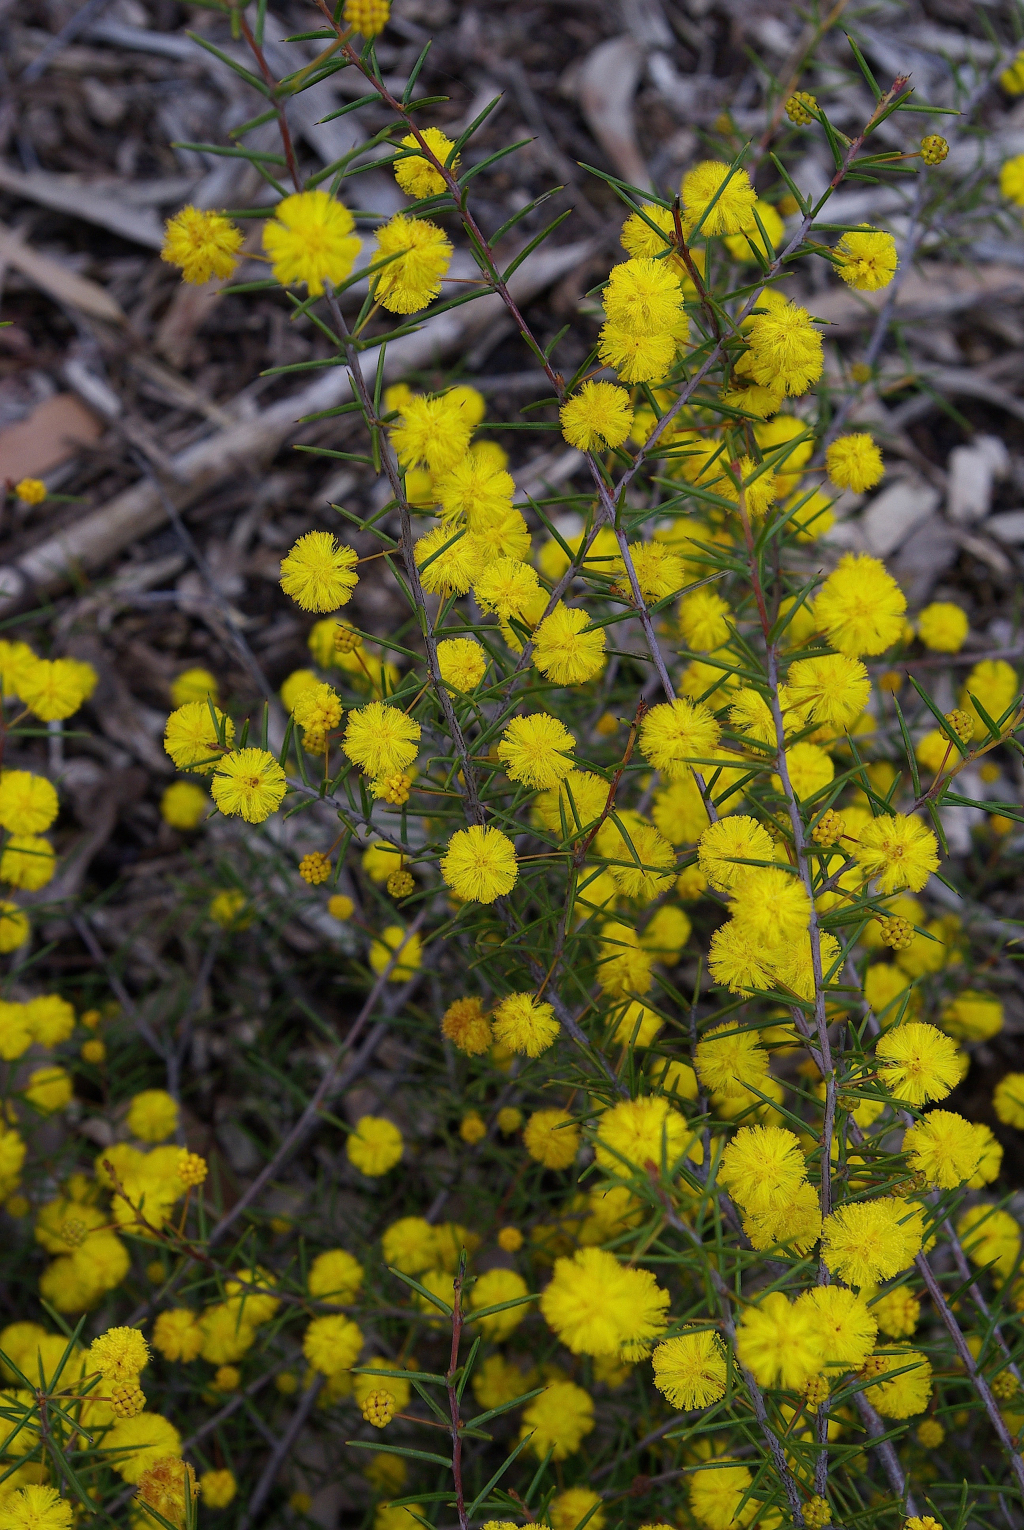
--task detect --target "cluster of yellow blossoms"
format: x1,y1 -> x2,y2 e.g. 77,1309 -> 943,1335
3,7 -> 1024,1527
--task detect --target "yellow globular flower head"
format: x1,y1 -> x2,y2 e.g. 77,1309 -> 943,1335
786,91 -> 817,124
106,1413 -> 182,1483
126,1090 -> 178,1144
772,740 -> 834,800
280,532 -> 358,613
523,1108 -> 579,1170
211,749 -> 286,824
821,1198 -> 923,1286
862,1348 -> 933,1418
519,1379 -> 593,1460
786,653 -> 870,729
0,836 -> 54,892
651,1328 -> 727,1409
941,991 -> 1003,1042
492,993 -> 559,1058
460,1110 -> 486,1144
960,659 -> 1020,739
497,1226 -> 523,1252
620,541 -> 686,603
639,698 -> 720,779
560,381 -> 634,451
441,825 -> 518,904
394,127 -> 458,198
729,866 -> 811,950
534,770 -> 608,839
1001,50 -> 1024,93
603,257 -> 685,335
436,637 -> 487,694
303,1313 -> 364,1376
369,925 -> 421,981
393,392 -> 474,476
171,667 -> 219,707
735,1291 -> 824,1389
1000,154 -> 1024,205
593,1095 -> 694,1177
161,205 -> 242,284
876,1021 -> 960,1105
855,813 -> 939,893
300,852 -> 332,886
23,1066 -> 72,1114
200,1469 -> 238,1509
343,702 -> 420,779
347,1116 -> 403,1177
620,201 -> 678,260
707,919 -> 774,995
18,657 -> 97,721
694,1019 -> 768,1099
474,557 -> 540,621
816,551 -> 907,656
373,213 -> 451,313
993,1072 -> 1024,1128
152,1309 -> 203,1363
826,433 -> 884,492
308,1248 -> 363,1302
918,601 -> 969,653
163,702 -> 234,775
689,1461 -> 756,1530
796,1285 -> 877,1369
745,293 -> 824,396
548,1491 -> 605,1530
263,190 -> 361,297
441,997 -> 492,1056
89,1326 -> 149,1383
678,588 -> 731,651
533,602 -> 606,685
177,1151 -> 207,1188
15,476 -> 47,505
725,200 -> 785,262
468,1268 -> 529,1340
833,227 -> 898,290
0,1486 -> 73,1530
903,1110 -> 982,1189
160,781 -> 207,831
414,524 -> 485,596
697,816 -> 775,891
498,713 -> 575,790
873,1289 -> 921,1339
594,815 -> 675,904
332,0 -> 395,33
718,1125 -> 808,1217
381,1216 -> 436,1274
540,1246 -> 669,1360
681,160 -> 757,236
598,324 -> 677,384
0,771 -> 58,834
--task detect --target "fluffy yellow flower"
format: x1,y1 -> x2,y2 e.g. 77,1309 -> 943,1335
0,771 -> 58,835
875,1021 -> 960,1105
491,993 -> 559,1057
993,1072 -> 1024,1129
126,1090 -> 179,1144
855,813 -> 939,893
474,557 -> 541,620
833,228 -> 898,290
746,294 -> 823,396
0,836 -> 54,892
160,781 -> 207,831
960,658 -> 1020,739
820,1197 -> 923,1285
368,925 -> 422,981
862,1348 -> 932,1418
697,816 -> 775,891
441,825 -> 518,904
161,206 -> 242,285
17,657 -> 97,721
639,698 -> 720,779
941,991 -> 1003,1042
533,603 -> 606,685
917,601 -> 968,653
786,653 -> 870,729
796,1285 -> 877,1369
540,1246 -> 669,1359
280,532 -> 358,613
815,552 -> 907,657
694,1019 -> 768,1098
343,702 -> 420,778
735,1291 -> 824,1389
303,1313 -> 363,1375
436,634 -> 487,692
163,702 -> 234,775
560,381 -> 634,451
523,1109 -> 579,1170
263,190 -> 360,296
681,160 -> 757,236
518,1380 -> 593,1460
498,713 -> 575,790
347,1117 -> 403,1177
394,127 -> 458,199
372,213 -> 451,313
718,1124 -> 807,1216
651,1329 -> 727,1409
211,749 -> 286,824
729,866 -> 811,949
440,997 -> 492,1056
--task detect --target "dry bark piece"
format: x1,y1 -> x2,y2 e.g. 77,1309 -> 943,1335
0,239 -> 596,615
0,393 -> 104,482
812,262 -> 1024,329
576,35 -> 649,190
945,435 -> 1010,525
0,219 -> 126,324
0,161 -> 168,249
861,479 -> 940,558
